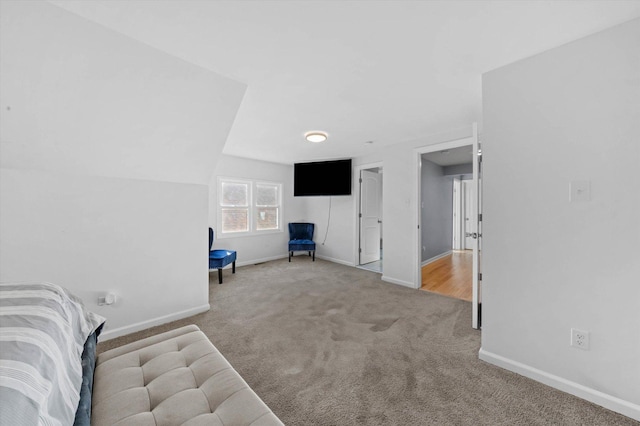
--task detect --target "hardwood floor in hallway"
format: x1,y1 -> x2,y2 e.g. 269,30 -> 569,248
421,250 -> 472,301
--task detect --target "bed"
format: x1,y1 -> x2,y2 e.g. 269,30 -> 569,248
0,282 -> 283,425
0,282 -> 105,426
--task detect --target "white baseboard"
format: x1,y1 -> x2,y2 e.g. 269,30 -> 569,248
381,275 -> 416,288
235,254 -> 288,268
478,348 -> 640,422
316,255 -> 354,267
99,303 -> 210,341
421,250 -> 452,267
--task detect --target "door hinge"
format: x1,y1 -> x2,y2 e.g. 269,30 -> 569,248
359,248 -> 362,253
478,213 -> 482,221
478,273 -> 483,281
359,213 -> 362,218
359,178 -> 363,183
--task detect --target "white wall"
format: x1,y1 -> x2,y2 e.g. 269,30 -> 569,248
481,19 -> 640,420
289,128 -> 473,279
291,128 -> 473,282
209,155 -> 306,265
354,128 -> 472,287
0,1 -> 245,339
208,155 -> 361,267
0,169 -> 209,338
0,1 -> 245,185
298,194 -> 356,265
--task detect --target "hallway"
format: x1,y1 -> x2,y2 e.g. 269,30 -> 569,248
420,250 -> 472,301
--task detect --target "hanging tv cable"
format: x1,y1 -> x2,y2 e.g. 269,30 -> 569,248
322,196 -> 332,245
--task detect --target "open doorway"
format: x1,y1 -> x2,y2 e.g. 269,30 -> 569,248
357,166 -> 383,273
419,146 -> 474,301
415,124 -> 481,329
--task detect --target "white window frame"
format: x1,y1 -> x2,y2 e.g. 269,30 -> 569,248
217,177 -> 283,238
254,181 -> 282,233
218,177 -> 251,236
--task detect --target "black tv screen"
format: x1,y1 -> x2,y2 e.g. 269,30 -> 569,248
294,159 -> 352,196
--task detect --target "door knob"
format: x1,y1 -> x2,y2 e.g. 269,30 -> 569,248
465,232 -> 478,239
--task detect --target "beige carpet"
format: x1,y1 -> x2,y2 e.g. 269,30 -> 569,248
99,258 -> 637,425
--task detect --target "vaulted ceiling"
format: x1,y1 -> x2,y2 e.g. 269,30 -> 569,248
50,0 -> 640,165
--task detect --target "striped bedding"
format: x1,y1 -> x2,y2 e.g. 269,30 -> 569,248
0,282 -> 105,426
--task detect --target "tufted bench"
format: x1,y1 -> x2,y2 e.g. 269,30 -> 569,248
92,325 -> 283,426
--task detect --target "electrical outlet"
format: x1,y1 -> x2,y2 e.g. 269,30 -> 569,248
97,293 -> 117,306
571,328 -> 590,350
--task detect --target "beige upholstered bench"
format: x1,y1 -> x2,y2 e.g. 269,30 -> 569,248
92,325 -> 283,426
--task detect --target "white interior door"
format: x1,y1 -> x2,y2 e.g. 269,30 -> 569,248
471,123 -> 481,330
463,180 -> 474,249
359,169 -> 381,264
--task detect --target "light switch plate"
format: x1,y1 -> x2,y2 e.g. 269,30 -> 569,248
570,181 -> 591,202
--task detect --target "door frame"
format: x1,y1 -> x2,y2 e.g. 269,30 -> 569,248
353,161 -> 384,266
452,177 -> 462,250
359,169 -> 382,265
414,123 -> 480,328
462,179 -> 474,250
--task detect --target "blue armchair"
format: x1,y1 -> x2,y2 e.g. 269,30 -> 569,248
209,228 -> 237,284
288,222 -> 316,262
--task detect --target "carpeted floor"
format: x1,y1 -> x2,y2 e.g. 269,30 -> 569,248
99,258 -> 637,425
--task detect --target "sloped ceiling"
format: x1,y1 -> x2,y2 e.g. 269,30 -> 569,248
21,1 -> 640,165
0,1 -> 246,185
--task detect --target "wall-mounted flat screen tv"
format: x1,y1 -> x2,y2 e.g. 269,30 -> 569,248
294,159 -> 352,196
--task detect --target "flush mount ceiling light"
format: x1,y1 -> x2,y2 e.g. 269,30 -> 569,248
305,131 -> 328,143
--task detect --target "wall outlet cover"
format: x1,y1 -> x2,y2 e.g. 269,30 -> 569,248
571,328 -> 590,350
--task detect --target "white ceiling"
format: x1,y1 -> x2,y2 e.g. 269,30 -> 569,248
50,0 -> 640,165
423,145 -> 473,167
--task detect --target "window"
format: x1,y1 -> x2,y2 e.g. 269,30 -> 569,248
220,180 -> 249,233
255,183 -> 280,231
218,178 -> 282,236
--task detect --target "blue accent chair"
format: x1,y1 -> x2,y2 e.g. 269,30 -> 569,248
288,222 -> 316,262
209,228 -> 237,284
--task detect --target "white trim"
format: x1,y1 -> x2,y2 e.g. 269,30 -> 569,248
381,275 -> 415,288
414,136 -> 474,290
414,126 -> 481,329
353,161 -> 384,266
470,123 -> 480,330
216,176 -> 283,238
316,255 -> 354,267
479,348 -> 640,422
99,304 -> 211,341
217,176 -> 251,237
421,250 -> 452,267
254,180 -> 283,233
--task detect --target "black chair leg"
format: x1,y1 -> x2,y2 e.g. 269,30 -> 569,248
218,268 -> 223,285
232,261 -> 236,274
289,251 -> 292,262
312,250 -> 315,261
